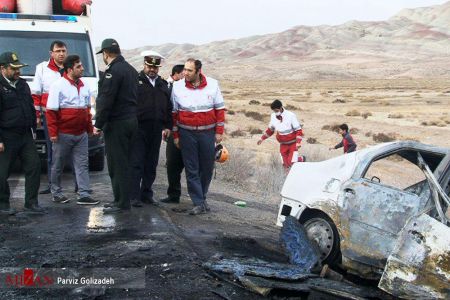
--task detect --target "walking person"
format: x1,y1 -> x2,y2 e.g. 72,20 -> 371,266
129,52 -> 172,207
46,55 -> 99,205
161,64 -> 185,204
95,39 -> 138,214
0,52 -> 44,215
171,59 -> 226,215
257,100 -> 305,172
329,123 -> 357,154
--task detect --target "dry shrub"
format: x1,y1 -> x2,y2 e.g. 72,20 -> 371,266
413,93 -> 421,98
322,124 -> 340,133
349,128 -> 359,134
301,145 -> 333,162
248,127 -> 263,135
332,98 -> 346,104
307,137 -> 318,144
249,100 -> 261,105
218,146 -> 254,187
421,120 -> 447,127
285,104 -> 300,111
254,153 -> 286,195
365,131 -> 373,137
306,91 -> 312,97
244,111 -> 267,122
345,109 -> 361,117
372,132 -> 397,143
222,90 -> 232,95
426,100 -> 441,105
388,113 -> 404,119
262,103 -> 271,107
360,98 -> 375,103
230,129 -> 246,138
361,112 -> 372,119
227,110 -> 235,115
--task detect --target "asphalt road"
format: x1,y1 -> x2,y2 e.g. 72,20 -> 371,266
0,167 -> 286,299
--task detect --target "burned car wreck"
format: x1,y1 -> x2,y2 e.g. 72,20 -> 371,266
277,141 -> 450,298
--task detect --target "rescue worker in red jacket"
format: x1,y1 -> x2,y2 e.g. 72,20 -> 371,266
257,99 -> 305,171
46,55 -> 99,205
171,59 -> 225,215
31,40 -> 67,195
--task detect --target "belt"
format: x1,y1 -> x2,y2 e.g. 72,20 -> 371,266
178,124 -> 216,131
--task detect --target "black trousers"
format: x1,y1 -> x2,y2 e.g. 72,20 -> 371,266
130,121 -> 164,202
0,130 -> 41,209
165,135 -> 184,200
104,118 -> 138,209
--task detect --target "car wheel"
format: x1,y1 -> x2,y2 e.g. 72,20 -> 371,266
89,149 -> 105,171
301,211 -> 341,266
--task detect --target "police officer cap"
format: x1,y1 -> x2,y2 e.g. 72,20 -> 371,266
141,50 -> 165,67
96,38 -> 120,54
0,51 -> 28,68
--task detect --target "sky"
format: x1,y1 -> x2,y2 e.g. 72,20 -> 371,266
90,0 -> 448,49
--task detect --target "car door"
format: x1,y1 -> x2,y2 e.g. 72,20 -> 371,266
339,151 -> 430,269
378,214 -> 450,299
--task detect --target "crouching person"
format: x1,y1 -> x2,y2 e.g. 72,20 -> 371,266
0,52 -> 44,215
46,55 -> 99,205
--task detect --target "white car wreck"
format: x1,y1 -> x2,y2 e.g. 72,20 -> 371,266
277,141 -> 450,299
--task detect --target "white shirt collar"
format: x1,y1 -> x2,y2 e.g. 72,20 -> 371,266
146,75 -> 157,87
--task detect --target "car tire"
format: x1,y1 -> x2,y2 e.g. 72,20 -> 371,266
89,149 -> 105,171
300,210 -> 341,267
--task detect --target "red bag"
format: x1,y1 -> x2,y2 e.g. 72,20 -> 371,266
62,0 -> 87,15
0,0 -> 16,13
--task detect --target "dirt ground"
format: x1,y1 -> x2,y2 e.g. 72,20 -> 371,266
1,79 -> 448,299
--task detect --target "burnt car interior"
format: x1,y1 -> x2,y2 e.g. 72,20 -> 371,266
363,149 -> 445,195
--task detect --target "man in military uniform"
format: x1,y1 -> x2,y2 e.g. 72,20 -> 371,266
161,64 -> 185,204
0,52 -> 44,215
95,39 -> 138,214
129,51 -> 172,207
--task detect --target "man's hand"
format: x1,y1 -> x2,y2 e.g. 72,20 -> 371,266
174,138 -> 180,149
36,117 -> 42,129
257,139 -> 263,145
50,136 -> 58,143
162,129 -> 171,141
215,134 -> 223,144
0,143 -> 4,153
93,127 -> 102,136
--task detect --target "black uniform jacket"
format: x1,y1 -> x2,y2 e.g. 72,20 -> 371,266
95,55 -> 138,130
0,75 -> 36,143
137,71 -> 172,130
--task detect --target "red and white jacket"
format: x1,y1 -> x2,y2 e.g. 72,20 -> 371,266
46,74 -> 93,138
31,59 -> 63,118
171,74 -> 225,139
62,0 -> 88,15
261,109 -> 303,146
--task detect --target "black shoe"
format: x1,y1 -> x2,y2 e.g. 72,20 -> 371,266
0,208 -> 17,216
142,198 -> 159,206
77,197 -> 99,205
39,188 -> 51,195
103,202 -> 117,208
203,201 -> 211,212
53,195 -> 70,203
24,204 -> 46,214
160,197 -> 180,204
131,199 -> 143,207
103,207 -> 129,214
189,205 -> 206,215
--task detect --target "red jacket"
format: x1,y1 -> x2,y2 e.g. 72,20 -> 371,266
46,74 -> 93,137
171,75 -> 225,139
